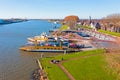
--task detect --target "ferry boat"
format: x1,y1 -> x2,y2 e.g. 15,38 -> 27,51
19,40 -> 78,52
19,33 -> 80,52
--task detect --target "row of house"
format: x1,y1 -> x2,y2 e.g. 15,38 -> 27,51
77,19 -> 101,30
62,15 -> 120,33
78,19 -> 120,33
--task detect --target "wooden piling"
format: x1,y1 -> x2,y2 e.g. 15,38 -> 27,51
37,59 -> 42,70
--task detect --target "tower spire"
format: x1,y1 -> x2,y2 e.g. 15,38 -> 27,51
89,16 -> 92,24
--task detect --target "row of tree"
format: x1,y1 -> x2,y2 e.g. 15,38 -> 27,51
101,13 -> 120,32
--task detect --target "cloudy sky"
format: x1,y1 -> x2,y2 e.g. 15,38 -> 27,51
0,0 -> 120,19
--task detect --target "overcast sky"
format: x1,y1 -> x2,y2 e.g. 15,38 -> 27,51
0,0 -> 120,19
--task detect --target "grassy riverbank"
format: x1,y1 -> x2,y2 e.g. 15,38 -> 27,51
98,29 -> 120,37
77,25 -> 92,29
40,49 -> 117,80
60,25 -> 69,31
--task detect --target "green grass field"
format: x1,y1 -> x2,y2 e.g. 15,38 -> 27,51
40,49 -> 117,80
98,29 -> 120,37
77,25 -> 92,29
40,58 -> 69,80
62,54 -> 116,80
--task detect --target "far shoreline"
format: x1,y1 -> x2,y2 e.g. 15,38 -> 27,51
0,19 -> 28,25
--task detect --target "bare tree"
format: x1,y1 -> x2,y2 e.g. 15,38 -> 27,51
101,13 -> 120,32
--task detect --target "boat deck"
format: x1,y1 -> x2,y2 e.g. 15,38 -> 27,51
19,46 -> 80,52
19,46 -> 35,51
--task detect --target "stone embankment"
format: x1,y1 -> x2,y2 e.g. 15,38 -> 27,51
32,59 -> 48,80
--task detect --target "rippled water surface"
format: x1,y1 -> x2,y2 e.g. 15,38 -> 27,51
0,20 -> 60,80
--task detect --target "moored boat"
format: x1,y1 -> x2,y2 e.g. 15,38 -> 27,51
19,32 -> 81,52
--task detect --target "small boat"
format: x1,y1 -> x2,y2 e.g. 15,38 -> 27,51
20,35 -> 66,51
27,32 -> 48,43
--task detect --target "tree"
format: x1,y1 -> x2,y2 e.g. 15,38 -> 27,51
64,15 -> 79,30
101,13 -> 120,32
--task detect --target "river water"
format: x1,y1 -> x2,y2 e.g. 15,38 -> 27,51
0,20 -> 60,80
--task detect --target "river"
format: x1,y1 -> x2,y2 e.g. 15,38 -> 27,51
0,20 -> 61,80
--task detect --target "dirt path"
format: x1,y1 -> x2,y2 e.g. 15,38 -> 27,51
57,63 -> 75,80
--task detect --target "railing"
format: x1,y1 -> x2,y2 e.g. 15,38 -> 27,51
34,46 -> 63,50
